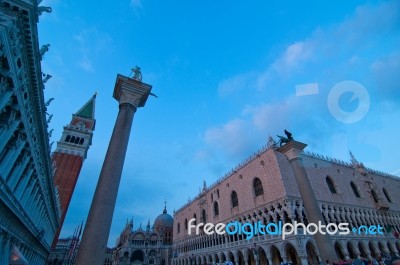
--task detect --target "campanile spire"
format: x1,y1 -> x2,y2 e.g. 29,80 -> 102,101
51,93 -> 96,248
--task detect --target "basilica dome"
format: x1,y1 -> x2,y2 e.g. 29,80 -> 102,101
153,207 -> 173,230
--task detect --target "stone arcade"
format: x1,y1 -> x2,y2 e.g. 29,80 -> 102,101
173,137 -> 400,265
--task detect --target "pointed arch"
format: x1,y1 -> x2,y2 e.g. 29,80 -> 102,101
350,181 -> 361,198
231,190 -> 239,207
201,209 -> 206,223
214,201 -> 219,216
253,177 -> 264,197
326,176 -> 337,194
382,188 -> 392,203
371,190 -> 379,203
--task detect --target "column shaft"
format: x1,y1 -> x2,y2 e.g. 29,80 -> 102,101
289,157 -> 337,262
75,103 -> 136,265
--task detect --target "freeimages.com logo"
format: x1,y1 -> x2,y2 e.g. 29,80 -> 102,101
188,219 -> 384,240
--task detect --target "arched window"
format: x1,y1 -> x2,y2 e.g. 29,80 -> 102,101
211,193 -> 213,202
326,176 -> 337,194
253,178 -> 264,197
79,138 -> 84,145
217,189 -> 220,198
350,181 -> 360,198
177,223 -> 180,233
65,135 -> 71,142
184,219 -> 188,230
70,136 -> 76,143
193,213 -> 197,225
231,191 -> 238,207
371,190 -> 379,203
75,137 -> 80,144
382,188 -> 392,203
201,209 -> 206,223
213,201 -> 219,216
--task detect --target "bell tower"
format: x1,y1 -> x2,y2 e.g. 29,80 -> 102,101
51,93 -> 96,248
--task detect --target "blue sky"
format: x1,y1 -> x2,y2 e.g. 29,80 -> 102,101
38,0 -> 400,246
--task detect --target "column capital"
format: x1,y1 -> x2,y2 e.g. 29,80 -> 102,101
113,74 -> 153,108
276,141 -> 307,161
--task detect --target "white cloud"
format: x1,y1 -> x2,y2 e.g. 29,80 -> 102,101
218,1 -> 400,96
208,1 -> 400,161
73,27 -> 113,72
201,94 -> 325,159
78,56 -> 94,72
218,72 -> 257,97
130,0 -> 144,17
130,0 -> 142,9
204,119 -> 252,157
272,41 -> 313,76
370,52 -> 400,97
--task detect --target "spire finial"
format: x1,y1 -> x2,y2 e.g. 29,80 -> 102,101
349,150 -> 356,163
163,201 -> 167,214
146,219 -> 150,231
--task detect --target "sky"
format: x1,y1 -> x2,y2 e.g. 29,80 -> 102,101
38,0 -> 400,246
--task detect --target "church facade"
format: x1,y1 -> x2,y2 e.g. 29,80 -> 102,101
0,0 -> 60,264
172,138 -> 400,265
113,207 -> 174,265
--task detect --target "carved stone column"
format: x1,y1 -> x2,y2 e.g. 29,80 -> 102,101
75,74 -> 152,265
277,141 -> 337,264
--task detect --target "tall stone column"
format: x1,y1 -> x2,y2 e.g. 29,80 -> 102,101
75,74 -> 152,265
277,141 -> 337,263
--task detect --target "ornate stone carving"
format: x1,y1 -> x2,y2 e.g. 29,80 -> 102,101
0,77 -> 9,94
47,114 -> 53,124
45,98 -> 54,106
267,135 -> 277,149
37,6 -> 52,16
39,44 -> 50,59
42,73 -> 52,83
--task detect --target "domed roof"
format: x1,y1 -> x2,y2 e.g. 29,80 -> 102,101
153,206 -> 173,229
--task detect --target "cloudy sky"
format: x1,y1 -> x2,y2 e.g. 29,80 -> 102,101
38,0 -> 400,246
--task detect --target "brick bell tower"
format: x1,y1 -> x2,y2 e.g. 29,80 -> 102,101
51,94 -> 96,248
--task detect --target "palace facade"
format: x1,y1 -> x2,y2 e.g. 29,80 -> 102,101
0,0 -> 60,264
172,138 -> 400,265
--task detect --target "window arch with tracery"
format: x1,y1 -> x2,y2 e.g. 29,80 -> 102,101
350,181 -> 360,198
231,190 -> 239,207
382,188 -> 392,203
213,201 -> 219,216
253,178 -> 264,197
326,176 -> 337,194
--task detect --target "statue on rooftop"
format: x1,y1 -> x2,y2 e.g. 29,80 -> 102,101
277,129 -> 294,147
39,44 -> 50,59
